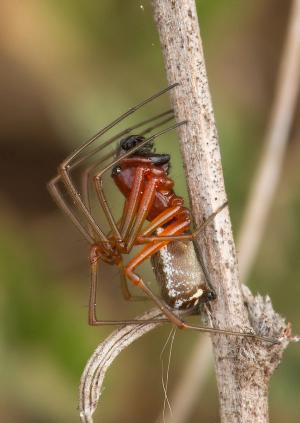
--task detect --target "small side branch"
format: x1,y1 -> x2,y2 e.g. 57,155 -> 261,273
79,309 -> 162,423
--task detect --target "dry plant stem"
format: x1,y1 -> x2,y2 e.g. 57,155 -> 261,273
152,1 -> 290,422
79,309 -> 162,423
238,0 -> 300,283
159,1 -> 300,422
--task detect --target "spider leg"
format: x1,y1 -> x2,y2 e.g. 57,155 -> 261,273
49,110 -> 178,244
93,175 -> 123,242
81,150 -> 117,239
94,159 -> 175,245
124,220 -> 191,328
139,205 -> 185,237
88,246 -> 168,326
95,121 -> 186,178
119,206 -> 190,302
94,166 -> 146,243
65,85 -> 178,170
81,107 -> 175,205
76,108 -> 174,170
82,110 -> 177,239
125,178 -> 159,251
49,151 -> 118,246
58,85 -> 179,242
48,149 -> 117,244
91,120 -> 186,247
81,150 -> 115,213
48,176 -> 95,244
89,249 -> 278,341
118,259 -> 149,302
120,167 -> 148,240
81,109 -> 175,213
48,117 -> 186,245
136,201 -> 228,243
51,111 -> 177,243
95,187 -> 183,301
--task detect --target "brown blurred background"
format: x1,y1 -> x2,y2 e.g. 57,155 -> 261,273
0,1 -> 299,422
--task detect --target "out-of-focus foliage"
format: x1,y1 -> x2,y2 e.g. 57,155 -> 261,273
0,1 -> 299,422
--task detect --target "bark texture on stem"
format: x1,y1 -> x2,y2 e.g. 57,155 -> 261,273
152,1 -> 290,422
158,2 -> 300,422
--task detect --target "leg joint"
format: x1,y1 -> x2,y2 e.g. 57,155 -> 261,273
124,268 -> 141,286
59,161 -> 70,172
90,245 -> 102,265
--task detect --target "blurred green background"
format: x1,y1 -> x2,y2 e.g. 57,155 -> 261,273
0,1 -> 299,422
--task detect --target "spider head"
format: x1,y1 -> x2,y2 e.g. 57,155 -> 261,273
119,135 -> 154,156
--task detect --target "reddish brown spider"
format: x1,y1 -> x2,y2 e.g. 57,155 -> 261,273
48,84 -> 277,343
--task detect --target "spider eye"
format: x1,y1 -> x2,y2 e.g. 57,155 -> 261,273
112,165 -> 122,176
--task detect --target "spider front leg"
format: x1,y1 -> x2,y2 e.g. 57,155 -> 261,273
93,159 -> 168,252
93,166 -> 153,302
88,119 -> 186,239
93,163 -> 148,245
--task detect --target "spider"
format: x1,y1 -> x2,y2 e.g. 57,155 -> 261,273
48,84 -> 277,343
